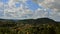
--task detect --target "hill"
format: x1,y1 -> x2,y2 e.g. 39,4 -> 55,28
0,18 -> 59,34
0,18 -> 58,26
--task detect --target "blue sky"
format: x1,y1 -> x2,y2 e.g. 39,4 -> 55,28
0,10 -> 4,17
0,7 -> 4,17
0,0 -> 53,19
25,0 -> 40,11
0,0 -> 42,10
14,0 -> 41,11
0,0 -> 9,4
0,0 -> 60,21
0,0 -> 9,17
15,2 -> 21,8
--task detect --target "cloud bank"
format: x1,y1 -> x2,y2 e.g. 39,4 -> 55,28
0,0 -> 60,21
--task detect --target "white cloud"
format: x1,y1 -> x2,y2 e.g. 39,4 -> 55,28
0,0 -> 60,21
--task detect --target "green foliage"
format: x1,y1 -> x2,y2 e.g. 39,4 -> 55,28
0,18 -> 59,34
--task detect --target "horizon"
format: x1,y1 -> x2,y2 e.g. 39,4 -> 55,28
0,17 -> 60,22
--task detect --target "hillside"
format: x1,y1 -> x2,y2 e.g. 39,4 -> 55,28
0,18 -> 59,34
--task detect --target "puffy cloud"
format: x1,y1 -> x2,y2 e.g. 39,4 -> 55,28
41,0 -> 60,21
0,0 -> 60,21
32,0 -> 44,3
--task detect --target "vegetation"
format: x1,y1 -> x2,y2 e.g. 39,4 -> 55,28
0,18 -> 59,34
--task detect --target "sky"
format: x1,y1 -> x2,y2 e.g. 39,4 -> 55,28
0,0 -> 60,21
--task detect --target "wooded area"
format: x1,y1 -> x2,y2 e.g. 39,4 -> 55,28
0,18 -> 60,34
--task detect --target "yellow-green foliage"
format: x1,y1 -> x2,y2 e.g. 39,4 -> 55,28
0,18 -> 60,34
0,23 -> 59,34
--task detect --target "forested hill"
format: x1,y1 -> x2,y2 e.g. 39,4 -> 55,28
0,18 -> 58,27
19,18 -> 56,23
0,18 -> 60,34
0,18 -> 58,23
